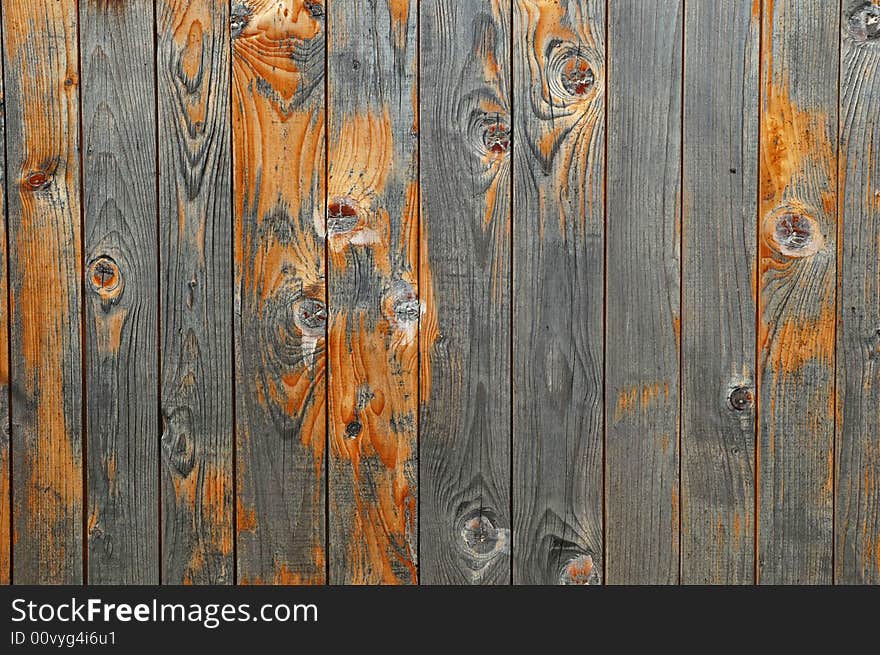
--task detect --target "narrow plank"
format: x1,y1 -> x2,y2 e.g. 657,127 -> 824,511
80,0 -> 159,585
757,0 -> 838,584
2,0 -> 83,584
511,0 -> 604,585
232,0 -> 326,584
420,0 -> 512,584
327,0 -> 419,584
605,0 -> 682,584
836,0 -> 880,584
0,34 -> 9,585
681,0 -> 759,584
157,0 -> 233,584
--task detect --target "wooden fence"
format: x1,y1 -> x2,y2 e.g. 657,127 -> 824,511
0,0 -> 877,585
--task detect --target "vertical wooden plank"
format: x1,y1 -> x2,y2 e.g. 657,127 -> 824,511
231,0 -> 326,585
327,0 -> 419,584
157,0 -> 233,584
80,0 -> 159,584
2,0 -> 84,584
511,0 -> 604,585
681,0 -> 759,584
757,0 -> 838,585
420,0 -> 512,584
0,28 -> 9,585
836,0 -> 880,584
605,0 -> 682,584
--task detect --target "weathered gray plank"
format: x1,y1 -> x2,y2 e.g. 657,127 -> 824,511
512,0 -> 604,585
420,0 -> 512,584
327,0 -> 419,584
0,30 -> 8,585
757,0 -> 838,585
681,0 -> 759,584
605,0 -> 682,584
836,0 -> 880,585
232,0 -> 326,585
157,0 -> 233,584
2,0 -> 84,584
80,0 -> 159,585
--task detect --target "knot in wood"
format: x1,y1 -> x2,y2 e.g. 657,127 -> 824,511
386,280 -> 419,327
729,386 -> 753,411
848,3 -> 880,41
460,509 -> 502,556
561,57 -> 595,96
230,3 -> 251,38
344,421 -> 362,439
25,171 -> 50,190
558,554 -> 597,585
769,209 -> 820,257
304,0 -> 324,18
327,199 -> 359,234
295,298 -> 326,333
88,256 -> 123,302
481,119 -> 510,155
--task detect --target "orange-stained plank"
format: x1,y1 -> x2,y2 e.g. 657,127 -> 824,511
232,0 -> 326,584
512,0 -> 605,585
1,0 -> 84,583
0,36 -> 9,585
757,0 -> 838,584
327,0 -> 422,583
157,0 -> 234,584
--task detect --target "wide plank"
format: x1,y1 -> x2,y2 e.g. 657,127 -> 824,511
327,0 -> 419,584
836,0 -> 880,584
2,0 -> 84,584
512,0 -> 604,585
420,0 -> 512,584
681,0 -> 759,584
605,0 -> 682,584
157,0 -> 234,584
757,0 -> 838,585
80,0 -> 160,585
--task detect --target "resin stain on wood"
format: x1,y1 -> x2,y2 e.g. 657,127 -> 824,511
512,0 -> 605,585
327,0 -> 424,584
420,0 -> 512,584
231,0 -> 326,584
157,0 -> 234,584
757,0 -> 838,584
1,0 -> 84,584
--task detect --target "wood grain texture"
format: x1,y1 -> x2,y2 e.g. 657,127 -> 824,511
605,0 -> 682,584
420,0 -> 512,584
757,0 -> 838,585
681,0 -> 759,584
157,0 -> 233,584
512,0 -> 604,585
836,0 -> 880,584
80,0 -> 159,585
0,37 -> 8,585
327,0 -> 420,584
232,0 -> 326,585
2,0 -> 84,584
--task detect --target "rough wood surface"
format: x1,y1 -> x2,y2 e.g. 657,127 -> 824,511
836,0 -> 880,585
512,0 -> 604,586
420,0 -> 512,584
757,0 -> 837,585
80,0 -> 159,585
157,0 -> 234,584
327,0 -> 420,584
2,0 -> 84,584
232,0 -> 326,585
605,0 -> 682,584
681,0 -> 759,585
0,38 -> 8,585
